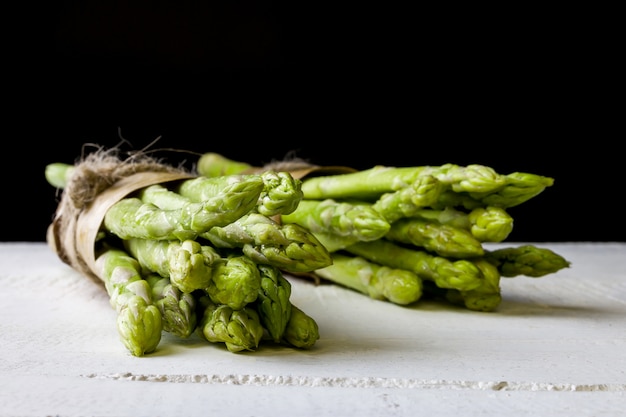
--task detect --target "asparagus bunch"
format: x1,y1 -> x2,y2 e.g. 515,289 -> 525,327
196,154 -> 570,312
46,158 -> 328,355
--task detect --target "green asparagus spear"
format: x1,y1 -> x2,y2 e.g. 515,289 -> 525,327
94,247 -> 162,356
254,170 -> 304,216
385,218 -> 485,258
115,295 -> 163,356
137,182 -> 259,228
146,274 -> 197,338
471,172 -> 555,208
45,162 -> 75,189
407,206 -> 514,243
484,245 -> 571,277
124,238 -> 223,293
201,213 -> 332,273
280,199 -> 391,242
242,223 -> 332,273
345,239 -> 484,291
193,162 -> 302,217
176,174 -> 264,206
137,184 -> 190,210
300,164 -> 508,200
445,258 -> 502,312
104,198 -> 199,241
254,264 -> 292,343
315,253 -> 423,305
299,165 -> 420,200
205,254 -> 261,310
197,152 -> 253,177
201,212 -> 290,249
371,174 -> 444,222
406,163 -> 505,193
177,171 -> 302,217
466,206 -> 514,242
432,172 -> 555,209
434,164 -> 507,193
197,297 -> 265,353
282,304 -> 320,349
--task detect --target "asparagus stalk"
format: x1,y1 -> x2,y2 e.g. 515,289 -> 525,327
201,213 -> 332,273
314,253 -> 423,305
254,170 -> 304,216
448,245 -> 571,311
197,296 -> 265,353
45,162 -> 75,189
146,274 -> 197,338
124,238 -> 223,293
371,174 -> 444,222
254,264 -> 292,343
177,171 -> 302,217
197,152 -> 253,177
137,181 -> 259,228
300,164 -> 554,210
407,206 -> 514,243
471,172 -> 555,208
103,198 -> 198,241
202,212 -> 290,249
280,199 -> 391,242
300,164 -> 508,200
385,218 -> 485,258
345,239 -> 484,291
445,258 -> 502,312
105,195 -> 258,242
282,304 -> 320,349
241,223 -> 332,273
431,172 -> 555,209
94,247 -> 162,356
137,184 -> 189,210
434,164 -> 507,193
176,174 -> 264,205
484,245 -> 571,277
300,165 -> 419,200
205,254 -> 261,310
466,206 -> 514,242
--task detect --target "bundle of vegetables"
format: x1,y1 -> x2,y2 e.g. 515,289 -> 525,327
45,148 -> 329,356
196,153 -> 571,312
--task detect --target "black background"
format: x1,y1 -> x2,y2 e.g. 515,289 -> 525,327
5,2 -> 621,242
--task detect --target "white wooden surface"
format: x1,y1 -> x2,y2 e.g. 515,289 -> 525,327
0,242 -> 624,416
